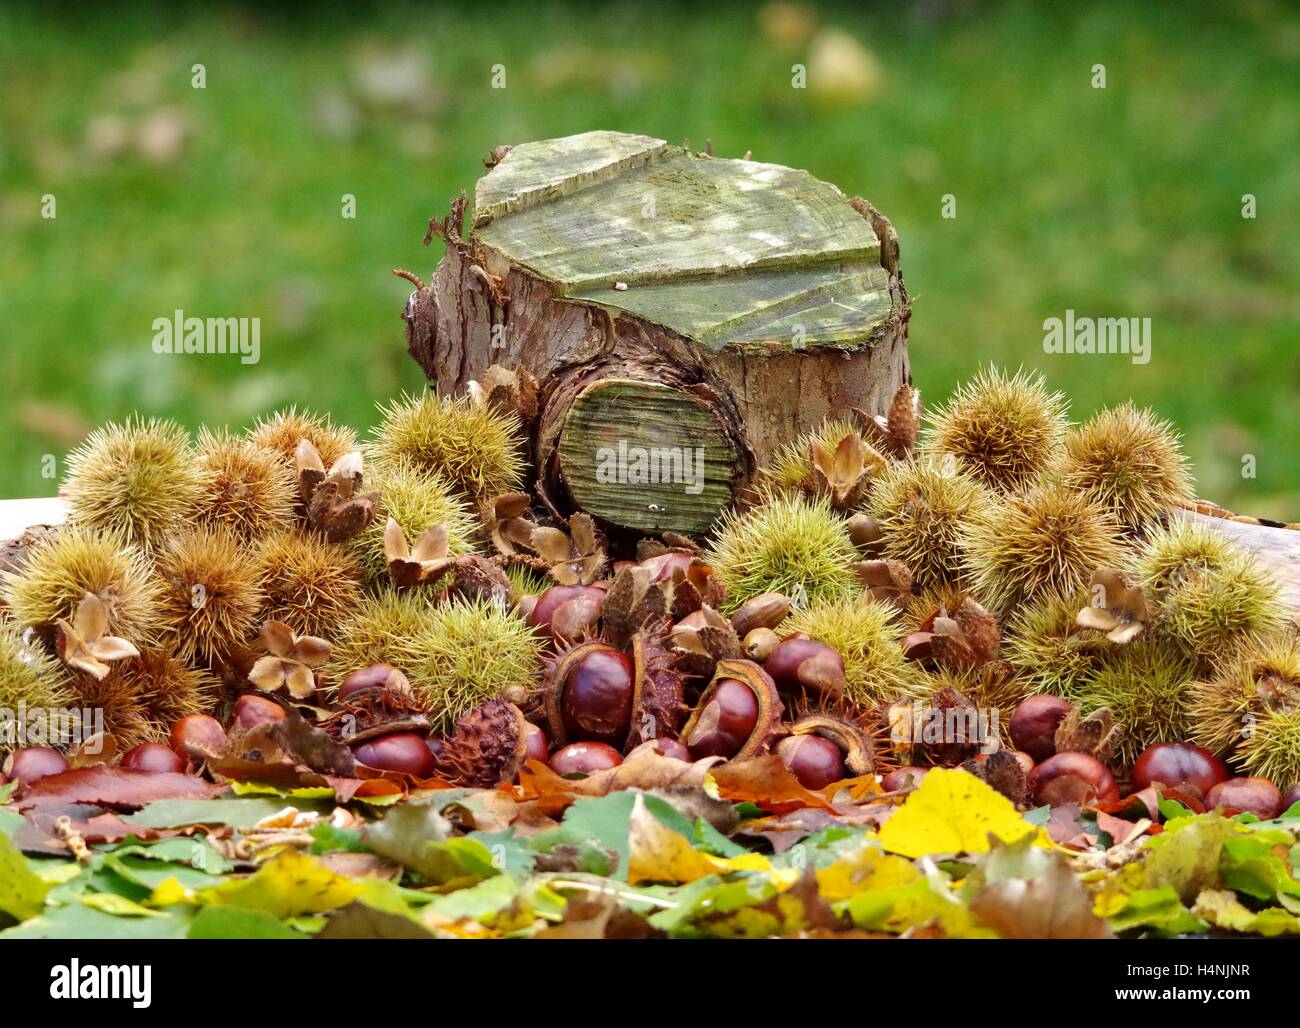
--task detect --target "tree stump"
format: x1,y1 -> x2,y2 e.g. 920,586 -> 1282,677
402,130 -> 911,536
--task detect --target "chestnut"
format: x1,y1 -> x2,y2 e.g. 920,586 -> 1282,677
1028,752 -> 1120,806
776,735 -> 845,790
640,551 -> 693,582
1205,777 -> 1283,819
764,637 -> 846,695
338,663 -> 411,701
352,731 -> 437,777
686,678 -> 760,759
1283,783 -> 1300,813
4,746 -> 68,785
527,585 -> 606,638
170,714 -> 226,760
549,741 -> 623,776
1008,695 -> 1072,763
121,743 -> 186,774
230,694 -> 287,731
1131,742 -> 1229,797
882,766 -> 930,792
647,737 -> 692,761
523,722 -> 549,763
560,646 -> 634,745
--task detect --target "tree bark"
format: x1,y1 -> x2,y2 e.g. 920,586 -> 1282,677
403,131 -> 910,536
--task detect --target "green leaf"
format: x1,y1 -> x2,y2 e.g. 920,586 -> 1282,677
309,823 -> 368,854
0,807 -> 24,839
467,828 -> 536,879
81,892 -> 169,918
1101,885 -> 1206,936
188,906 -> 306,939
0,834 -> 49,922
1,902 -> 192,939
532,791 -> 694,880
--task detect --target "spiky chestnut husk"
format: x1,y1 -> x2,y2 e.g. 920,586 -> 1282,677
255,528 -> 362,640
62,416 -> 204,550
867,455 -> 997,588
905,662 -> 1024,745
0,623 -> 75,750
67,646 -> 217,751
436,698 -> 529,788
155,524 -> 264,665
3,526 -> 164,646
1189,636 -> 1300,785
503,561 -> 550,604
922,367 -> 1068,494
707,493 -> 857,614
371,390 -> 524,500
680,659 -> 784,760
1136,520 -> 1283,658
898,583 -> 972,636
247,406 -> 358,468
1060,404 -> 1194,533
779,592 -> 912,711
1073,640 -> 1197,765
191,428 -> 296,541
325,588 -> 436,685
1002,589 -> 1114,698
351,457 -> 479,582
760,418 -> 863,497
960,482 -> 1125,612
404,598 -> 542,733
887,685 -> 990,768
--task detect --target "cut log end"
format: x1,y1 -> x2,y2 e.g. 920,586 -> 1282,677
556,379 -> 740,535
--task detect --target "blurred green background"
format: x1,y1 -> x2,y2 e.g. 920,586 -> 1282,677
1,1 -> 1297,513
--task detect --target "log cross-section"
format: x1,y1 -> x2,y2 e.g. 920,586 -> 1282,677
403,129 -> 911,535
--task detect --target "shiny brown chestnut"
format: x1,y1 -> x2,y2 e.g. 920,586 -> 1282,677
549,741 -> 623,776
560,646 -> 635,746
764,637 -> 846,695
121,743 -> 186,774
352,731 -> 436,777
1205,777 -> 1283,819
527,585 -> 606,638
1028,751 -> 1120,806
1008,695 -> 1072,763
523,722 -> 549,763
4,746 -> 68,784
230,694 -> 287,731
686,679 -> 760,759
647,736 -> 692,761
776,734 -> 845,790
1131,742 -> 1230,797
882,766 -> 930,792
338,663 -> 412,701
170,714 -> 226,760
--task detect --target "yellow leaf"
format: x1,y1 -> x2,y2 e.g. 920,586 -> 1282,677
878,768 -> 1046,859
817,842 -> 918,902
625,794 -> 769,885
161,851 -> 360,920
148,877 -> 193,907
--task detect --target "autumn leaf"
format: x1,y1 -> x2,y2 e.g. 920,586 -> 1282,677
625,793 -> 769,885
0,834 -> 49,922
878,768 -> 1047,858
967,839 -> 1113,939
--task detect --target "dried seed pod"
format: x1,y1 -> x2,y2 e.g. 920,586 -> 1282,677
888,686 -> 988,768
436,699 -> 529,788
854,558 -> 914,610
681,659 -> 783,761
959,749 -> 1031,808
625,628 -> 689,750
669,605 -> 741,679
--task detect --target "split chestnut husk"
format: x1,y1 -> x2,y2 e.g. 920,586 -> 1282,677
680,658 -> 783,761
436,698 -> 530,788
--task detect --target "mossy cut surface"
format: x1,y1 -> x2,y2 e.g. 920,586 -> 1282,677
473,131 -> 889,351
557,379 -> 738,535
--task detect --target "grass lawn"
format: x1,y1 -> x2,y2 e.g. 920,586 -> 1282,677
1,1 -> 1297,513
